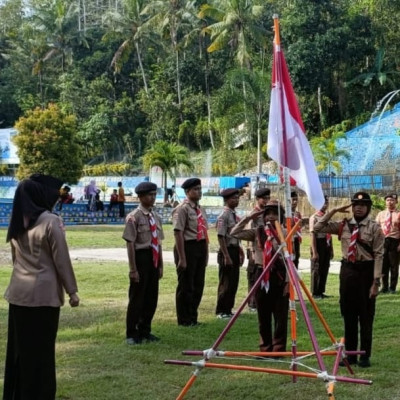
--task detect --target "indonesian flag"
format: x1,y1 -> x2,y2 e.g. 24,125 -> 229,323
267,16 -> 325,210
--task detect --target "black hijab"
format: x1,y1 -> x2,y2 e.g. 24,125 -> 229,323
7,174 -> 63,242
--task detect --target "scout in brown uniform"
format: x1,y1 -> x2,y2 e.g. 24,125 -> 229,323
123,182 -> 164,344
215,188 -> 243,318
291,191 -> 302,268
4,174 -> 79,400
375,193 -> 400,293
246,188 -> 271,311
231,200 -> 289,352
173,178 -> 209,326
313,192 -> 384,368
309,195 -> 333,299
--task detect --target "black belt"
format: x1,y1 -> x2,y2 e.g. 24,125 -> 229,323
185,239 -> 207,243
342,259 -> 374,270
385,237 -> 400,242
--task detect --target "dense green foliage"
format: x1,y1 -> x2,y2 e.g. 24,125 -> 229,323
13,103 -> 83,183
1,0 -> 400,175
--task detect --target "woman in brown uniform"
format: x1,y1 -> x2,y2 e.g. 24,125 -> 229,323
3,174 -> 80,400
313,192 -> 384,368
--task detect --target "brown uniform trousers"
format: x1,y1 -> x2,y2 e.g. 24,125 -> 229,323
216,246 -> 240,315
255,260 -> 289,352
382,237 -> 400,292
340,260 -> 375,359
126,249 -> 159,340
311,238 -> 331,296
175,240 -> 208,326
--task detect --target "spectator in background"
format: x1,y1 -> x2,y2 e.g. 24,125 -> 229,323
118,181 -> 126,218
87,180 -> 98,211
109,189 -> 119,212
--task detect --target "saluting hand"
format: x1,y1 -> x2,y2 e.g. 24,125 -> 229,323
334,204 -> 352,213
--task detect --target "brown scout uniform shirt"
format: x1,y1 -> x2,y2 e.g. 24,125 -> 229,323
172,200 -> 208,241
217,207 -> 240,247
313,215 -> 384,279
5,211 -> 78,307
375,209 -> 400,239
309,211 -> 328,238
123,205 -> 164,249
231,217 -> 285,266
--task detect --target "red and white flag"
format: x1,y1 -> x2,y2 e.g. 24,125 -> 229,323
267,16 -> 325,210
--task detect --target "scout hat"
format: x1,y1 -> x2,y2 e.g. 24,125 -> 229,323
181,178 -> 201,190
351,192 -> 372,204
263,199 -> 285,223
255,188 -> 271,198
135,182 -> 157,195
220,188 -> 240,199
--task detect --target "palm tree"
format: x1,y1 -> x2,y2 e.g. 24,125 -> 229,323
311,131 -> 350,196
198,0 -> 266,70
102,0 -> 150,94
143,141 -> 194,203
226,67 -> 270,173
141,0 -> 198,110
30,0 -> 87,72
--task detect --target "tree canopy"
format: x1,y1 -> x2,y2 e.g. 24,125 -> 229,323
1,0 -> 400,175
13,103 -> 83,183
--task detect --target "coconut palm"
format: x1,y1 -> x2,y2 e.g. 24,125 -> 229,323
141,0 -> 198,109
143,141 -> 194,202
311,131 -> 350,196
198,0 -> 266,70
102,0 -> 151,94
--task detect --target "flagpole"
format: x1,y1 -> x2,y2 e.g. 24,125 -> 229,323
272,15 -> 298,382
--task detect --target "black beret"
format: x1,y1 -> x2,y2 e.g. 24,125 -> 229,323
351,191 -> 372,204
255,188 -> 271,198
384,193 -> 397,200
181,178 -> 201,190
29,174 -> 63,190
220,188 -> 239,199
291,191 -> 298,198
135,182 -> 157,195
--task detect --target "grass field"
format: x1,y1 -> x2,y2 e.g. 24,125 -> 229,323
0,226 -> 399,399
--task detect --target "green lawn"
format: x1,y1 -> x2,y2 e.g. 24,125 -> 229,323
0,226 -> 399,399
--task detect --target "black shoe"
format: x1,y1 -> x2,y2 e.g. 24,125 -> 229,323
389,289 -> 396,294
312,295 -> 322,300
190,321 -> 202,326
358,357 -> 371,368
144,333 -> 160,342
380,288 -> 389,294
126,337 -> 142,345
321,294 -> 331,298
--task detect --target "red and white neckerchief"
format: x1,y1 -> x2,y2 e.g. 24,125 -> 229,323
195,206 -> 209,242
148,212 -> 159,268
317,210 -> 331,246
383,210 -> 392,236
347,224 -> 359,263
261,225 -> 274,293
293,212 -> 302,243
